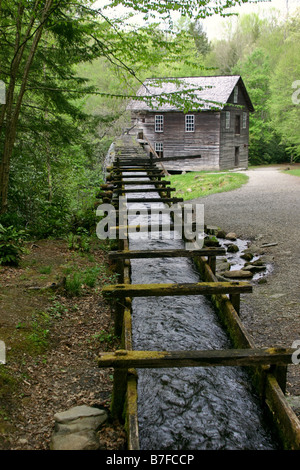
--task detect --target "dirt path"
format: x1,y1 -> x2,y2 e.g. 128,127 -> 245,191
192,166 -> 300,395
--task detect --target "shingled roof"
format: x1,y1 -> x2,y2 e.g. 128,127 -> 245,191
128,75 -> 254,112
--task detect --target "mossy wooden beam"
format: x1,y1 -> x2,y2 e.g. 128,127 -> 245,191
108,248 -> 226,260
112,169 -> 162,173
265,374 -> 300,450
126,371 -> 139,450
114,208 -> 185,216
98,347 -> 296,369
113,197 -> 183,203
113,180 -> 171,186
110,223 -> 178,233
114,187 -> 175,194
102,281 -> 252,298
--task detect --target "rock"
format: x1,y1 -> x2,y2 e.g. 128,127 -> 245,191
223,270 -> 253,279
216,274 -> 229,282
251,259 -> 265,266
55,416 -> 106,434
51,405 -> 108,451
240,252 -> 253,262
244,245 -> 261,255
258,278 -> 267,284
216,262 -> 231,272
206,225 -> 219,235
216,230 -> 226,238
242,265 -> 266,272
54,405 -> 107,424
204,237 -> 220,247
51,430 -> 100,451
225,232 -> 237,241
227,244 -> 239,253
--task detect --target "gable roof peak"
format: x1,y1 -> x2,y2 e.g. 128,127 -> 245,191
128,75 -> 254,113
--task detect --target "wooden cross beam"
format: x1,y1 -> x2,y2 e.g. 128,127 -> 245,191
112,180 -> 171,186
102,281 -> 252,298
113,197 -> 183,203
111,168 -> 162,173
98,347 -> 296,369
108,248 -> 226,260
114,187 -> 176,194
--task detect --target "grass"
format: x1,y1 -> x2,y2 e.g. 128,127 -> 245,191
283,169 -> 300,177
166,171 -> 249,200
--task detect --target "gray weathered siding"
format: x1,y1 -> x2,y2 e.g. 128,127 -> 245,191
219,86 -> 249,170
131,111 -> 220,171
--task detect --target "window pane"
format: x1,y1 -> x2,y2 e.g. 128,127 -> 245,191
242,112 -> 247,129
185,115 -> 195,132
155,115 -> 164,132
155,142 -> 163,157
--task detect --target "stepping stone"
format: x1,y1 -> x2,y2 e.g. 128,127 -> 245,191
223,270 -> 253,279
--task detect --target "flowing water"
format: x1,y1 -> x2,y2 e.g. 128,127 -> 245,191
124,173 -> 278,450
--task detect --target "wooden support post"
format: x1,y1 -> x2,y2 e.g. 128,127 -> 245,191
230,293 -> 240,315
270,365 -> 288,394
208,256 -> 216,274
111,368 -> 127,421
114,300 -> 125,337
126,370 -> 139,450
116,259 -> 124,284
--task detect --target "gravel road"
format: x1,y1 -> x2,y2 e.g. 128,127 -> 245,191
192,165 -> 300,396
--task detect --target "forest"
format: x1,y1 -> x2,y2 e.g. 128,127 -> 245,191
0,0 -> 299,251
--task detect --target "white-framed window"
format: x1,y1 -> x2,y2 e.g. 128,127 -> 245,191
233,86 -> 238,104
242,112 -> 247,129
155,142 -> 163,156
155,115 -> 164,132
185,114 -> 195,132
225,111 -> 230,129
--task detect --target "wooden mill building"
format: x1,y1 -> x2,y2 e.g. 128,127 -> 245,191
127,75 -> 254,172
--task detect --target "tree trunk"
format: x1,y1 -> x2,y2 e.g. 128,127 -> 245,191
0,0 -> 54,214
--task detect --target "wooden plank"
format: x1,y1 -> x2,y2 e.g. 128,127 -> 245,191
98,347 -> 296,369
265,374 -> 300,450
114,187 -> 176,193
111,169 -> 162,173
110,223 -> 179,233
108,174 -> 164,179
113,180 -> 171,186
115,197 -> 183,203
108,248 -> 226,260
153,155 -> 202,162
102,281 -> 252,298
126,372 -> 140,450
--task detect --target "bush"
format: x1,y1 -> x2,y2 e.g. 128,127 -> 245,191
0,224 -> 27,266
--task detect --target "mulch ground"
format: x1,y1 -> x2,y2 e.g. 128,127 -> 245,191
0,239 -> 126,450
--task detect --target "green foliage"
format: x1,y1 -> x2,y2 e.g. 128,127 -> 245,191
206,11 -> 299,164
26,312 -> 51,354
92,328 -> 120,351
64,265 -> 104,296
68,229 -> 91,253
0,224 -> 27,266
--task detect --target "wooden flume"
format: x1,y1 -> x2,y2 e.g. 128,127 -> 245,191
98,137 -> 300,450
